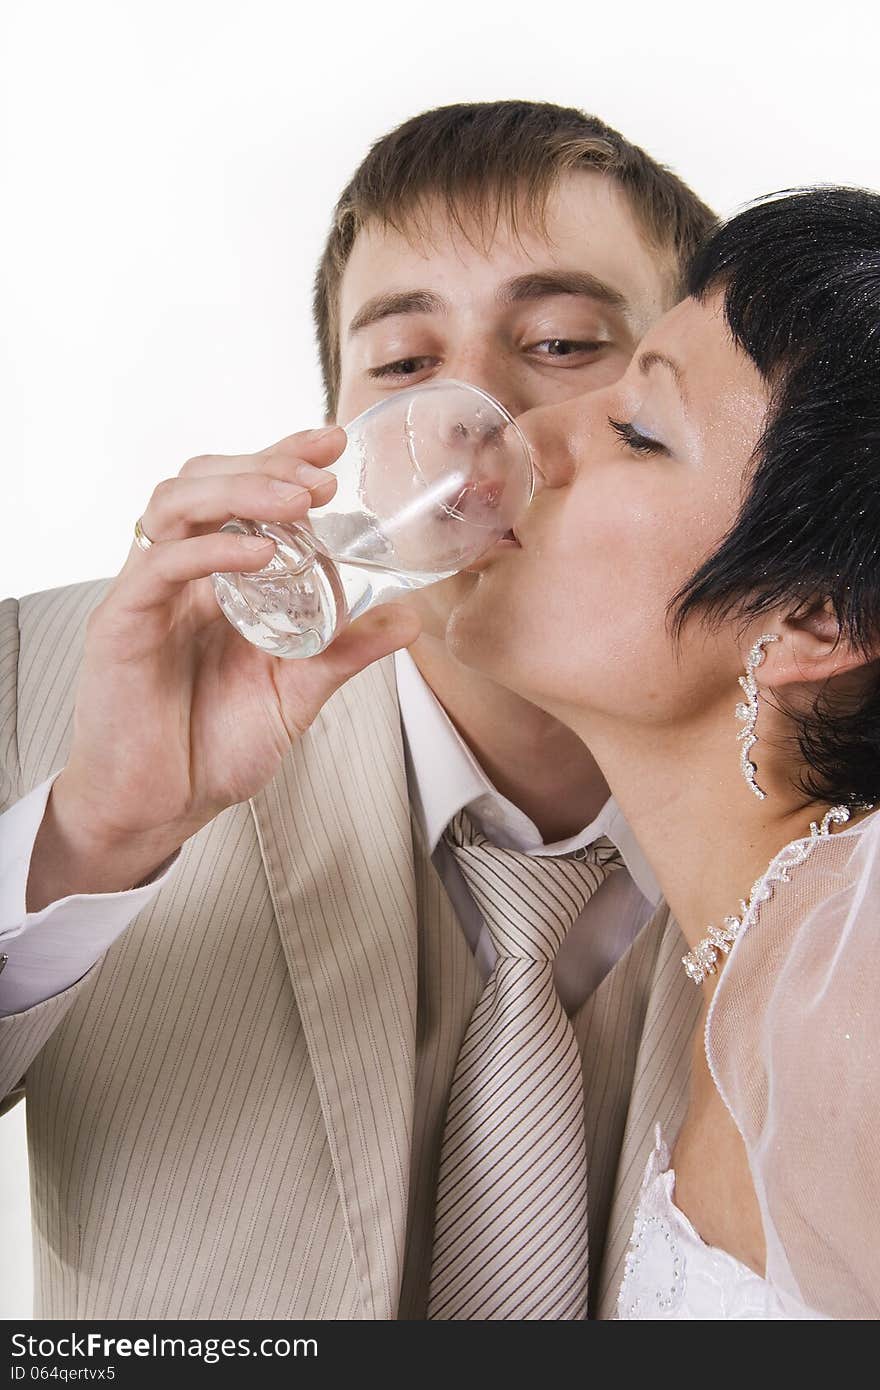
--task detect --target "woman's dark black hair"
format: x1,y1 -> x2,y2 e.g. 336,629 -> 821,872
670,186 -> 880,807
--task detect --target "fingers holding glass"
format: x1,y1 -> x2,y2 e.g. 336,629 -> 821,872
132,467 -> 337,550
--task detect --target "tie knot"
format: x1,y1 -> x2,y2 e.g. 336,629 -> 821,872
444,809 -> 623,962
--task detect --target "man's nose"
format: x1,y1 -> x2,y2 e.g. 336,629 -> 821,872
440,344 -> 530,422
514,399 -> 580,492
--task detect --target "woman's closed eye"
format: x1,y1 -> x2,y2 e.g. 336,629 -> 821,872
608,417 -> 669,456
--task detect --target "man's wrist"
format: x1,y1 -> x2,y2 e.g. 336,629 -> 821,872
25,776 -> 186,912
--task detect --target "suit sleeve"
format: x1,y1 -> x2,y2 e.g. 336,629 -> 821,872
0,599 -> 87,1101
0,596 -> 22,818
0,773 -> 180,1017
0,595 -> 175,1104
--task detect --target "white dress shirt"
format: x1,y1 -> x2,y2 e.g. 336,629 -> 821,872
0,650 -> 659,1017
394,650 -> 659,1012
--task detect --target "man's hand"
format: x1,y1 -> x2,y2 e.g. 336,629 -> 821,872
26,428 -> 421,911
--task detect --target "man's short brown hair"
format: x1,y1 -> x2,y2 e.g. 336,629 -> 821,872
313,100 -> 717,417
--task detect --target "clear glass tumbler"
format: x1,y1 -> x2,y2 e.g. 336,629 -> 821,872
212,379 -> 534,658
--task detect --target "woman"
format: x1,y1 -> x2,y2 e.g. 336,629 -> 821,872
448,186 -> 880,1318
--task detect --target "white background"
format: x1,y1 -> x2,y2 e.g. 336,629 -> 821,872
2,0 -> 878,1319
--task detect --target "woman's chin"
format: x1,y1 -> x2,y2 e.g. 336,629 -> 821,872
404,571 -> 479,640
446,571 -> 513,675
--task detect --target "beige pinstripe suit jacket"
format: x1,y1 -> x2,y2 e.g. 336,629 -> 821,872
0,580 -> 700,1320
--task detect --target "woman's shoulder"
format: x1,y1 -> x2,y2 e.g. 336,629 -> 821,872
707,812 -> 880,1318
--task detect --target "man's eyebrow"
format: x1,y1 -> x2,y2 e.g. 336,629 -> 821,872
347,290 -> 446,336
497,270 -> 628,312
638,349 -> 687,400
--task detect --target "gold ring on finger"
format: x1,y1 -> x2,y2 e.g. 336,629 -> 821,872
134,516 -> 155,552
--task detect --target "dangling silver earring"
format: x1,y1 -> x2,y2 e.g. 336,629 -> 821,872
736,634 -> 779,800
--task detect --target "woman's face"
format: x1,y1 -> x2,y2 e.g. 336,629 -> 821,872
447,291 -> 772,729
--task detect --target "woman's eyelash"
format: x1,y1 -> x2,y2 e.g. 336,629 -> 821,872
608,417 -> 667,456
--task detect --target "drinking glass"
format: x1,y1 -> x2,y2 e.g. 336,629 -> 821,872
212,379 -> 534,658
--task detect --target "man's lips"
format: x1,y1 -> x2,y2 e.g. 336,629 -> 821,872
462,527 -> 521,572
446,479 -> 504,516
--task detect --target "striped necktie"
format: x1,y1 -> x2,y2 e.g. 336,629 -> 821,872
427,809 -> 623,1320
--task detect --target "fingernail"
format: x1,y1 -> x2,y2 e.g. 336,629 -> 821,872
268,479 -> 308,500
311,425 -> 342,439
294,463 -> 332,487
240,534 -> 275,549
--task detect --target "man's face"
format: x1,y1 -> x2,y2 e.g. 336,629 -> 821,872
334,169 -> 676,637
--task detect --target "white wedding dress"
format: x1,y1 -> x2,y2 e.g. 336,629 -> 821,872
613,805 -> 880,1321
615,1127 -> 820,1320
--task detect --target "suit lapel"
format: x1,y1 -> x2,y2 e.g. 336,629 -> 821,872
397,816 -> 484,1317
571,900 -> 667,1315
594,909 -> 700,1318
250,656 -> 418,1320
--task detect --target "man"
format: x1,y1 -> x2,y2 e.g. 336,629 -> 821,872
0,101 -> 714,1318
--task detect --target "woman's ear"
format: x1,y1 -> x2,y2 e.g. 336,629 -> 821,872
752,600 -> 878,690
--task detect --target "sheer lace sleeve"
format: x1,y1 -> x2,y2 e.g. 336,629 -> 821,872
706,809 -> 880,1319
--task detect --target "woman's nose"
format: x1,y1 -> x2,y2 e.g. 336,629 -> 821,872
515,400 -> 580,492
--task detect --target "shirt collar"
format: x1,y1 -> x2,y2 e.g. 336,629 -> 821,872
393,648 -> 661,907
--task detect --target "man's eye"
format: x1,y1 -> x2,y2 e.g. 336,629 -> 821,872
367,356 -> 437,380
608,418 -> 668,456
529,339 -> 607,360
